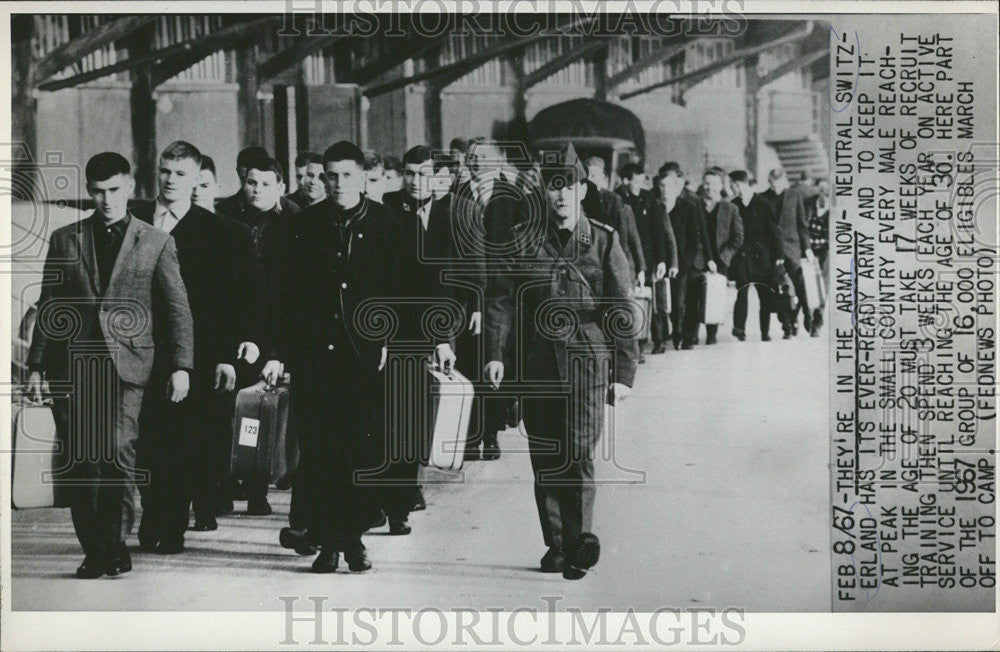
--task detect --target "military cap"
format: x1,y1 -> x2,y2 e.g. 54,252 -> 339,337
537,143 -> 587,190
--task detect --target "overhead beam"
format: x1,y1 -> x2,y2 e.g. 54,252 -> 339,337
523,38 -> 607,90
37,16 -> 277,92
620,21 -> 815,101
257,34 -> 346,83
363,16 -> 593,98
756,46 -> 826,88
605,36 -> 696,91
349,33 -> 450,85
152,17 -> 279,87
34,15 -> 158,84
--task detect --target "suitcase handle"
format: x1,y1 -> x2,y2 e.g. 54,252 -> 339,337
428,359 -> 455,380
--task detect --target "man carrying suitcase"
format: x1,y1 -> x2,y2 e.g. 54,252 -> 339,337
484,144 -> 638,580
261,141 -> 421,573
27,152 -> 194,578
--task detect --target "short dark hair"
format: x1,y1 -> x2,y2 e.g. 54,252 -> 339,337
619,163 -> 644,181
768,167 -> 785,182
402,145 -> 451,172
703,166 -> 726,182
658,161 -> 683,179
322,141 -> 364,167
238,146 -> 270,169
382,155 -> 404,174
86,152 -> 131,185
294,152 -> 322,168
449,137 -> 468,153
728,170 -> 750,185
200,154 -> 217,177
161,140 -> 201,164
247,156 -> 284,184
362,150 -> 383,171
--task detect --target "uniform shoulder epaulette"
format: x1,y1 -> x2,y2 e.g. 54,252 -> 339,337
587,218 -> 615,234
511,220 -> 530,231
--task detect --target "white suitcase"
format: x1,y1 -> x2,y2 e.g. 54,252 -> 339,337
423,365 -> 474,471
801,257 -> 823,311
702,272 -> 728,325
11,400 -> 67,509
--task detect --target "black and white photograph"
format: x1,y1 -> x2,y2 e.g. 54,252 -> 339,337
1,1 -> 997,649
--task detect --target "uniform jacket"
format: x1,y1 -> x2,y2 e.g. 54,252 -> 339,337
134,202 -> 261,383
28,213 -> 194,386
485,214 -> 639,389
584,182 -> 645,277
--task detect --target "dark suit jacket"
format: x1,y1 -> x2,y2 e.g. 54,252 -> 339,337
704,198 -> 744,270
643,197 -> 679,273
382,190 -> 482,347
761,186 -> 811,268
217,191 -> 300,224
134,202 -> 261,384
583,182 -> 645,277
28,213 -> 194,386
733,193 -> 783,282
668,196 -> 713,274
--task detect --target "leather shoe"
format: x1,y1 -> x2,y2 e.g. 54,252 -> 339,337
137,533 -> 159,552
761,333 -> 771,342
155,539 -> 185,555
279,528 -> 319,556
343,541 -> 372,572
76,555 -> 108,579
563,533 -> 600,580
482,436 -> 501,461
191,517 -> 218,531
651,344 -> 666,354
365,509 -> 387,531
540,547 -> 565,573
463,446 -> 481,462
705,333 -> 717,345
311,549 -> 339,573
409,489 -> 426,512
215,499 -> 234,516
246,498 -> 272,516
107,541 -> 132,576
732,328 -> 746,342
388,518 -> 412,535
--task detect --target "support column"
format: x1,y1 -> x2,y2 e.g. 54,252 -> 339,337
129,23 -> 158,199
593,45 -> 608,101
11,16 -> 38,200
423,47 -> 443,149
744,54 -> 760,178
237,45 -> 262,148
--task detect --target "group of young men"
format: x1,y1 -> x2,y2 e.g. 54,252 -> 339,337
26,133 -> 827,582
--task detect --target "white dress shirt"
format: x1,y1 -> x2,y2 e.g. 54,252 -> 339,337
152,197 -> 190,233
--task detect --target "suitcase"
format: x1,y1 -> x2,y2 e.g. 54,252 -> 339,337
422,364 -> 474,471
11,398 -> 68,509
702,271 -> 728,325
652,277 -> 671,315
800,257 -> 823,312
633,285 -> 652,341
230,375 -> 297,484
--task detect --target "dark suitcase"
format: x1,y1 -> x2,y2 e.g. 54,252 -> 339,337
11,397 -> 69,509
230,375 -> 297,484
422,364 -> 474,471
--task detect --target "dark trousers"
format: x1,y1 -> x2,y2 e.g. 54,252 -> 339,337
649,278 -> 672,346
139,379 -> 231,543
734,281 -> 778,337
782,265 -> 813,333
60,367 -> 144,558
672,272 -> 706,347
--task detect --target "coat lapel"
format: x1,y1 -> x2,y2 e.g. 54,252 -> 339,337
78,216 -> 101,295
105,216 -> 143,293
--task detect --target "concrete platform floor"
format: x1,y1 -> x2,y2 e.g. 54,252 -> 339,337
10,304 -> 830,612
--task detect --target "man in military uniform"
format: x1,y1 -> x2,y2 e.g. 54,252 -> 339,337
484,144 -> 638,580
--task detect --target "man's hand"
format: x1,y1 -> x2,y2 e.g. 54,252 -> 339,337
214,363 -> 236,392
237,341 -> 260,365
434,343 -> 457,374
484,361 -> 504,389
26,371 -> 44,403
261,359 -> 283,386
378,346 -> 387,372
668,266 -> 679,279
707,260 -> 718,274
168,370 -> 190,403
468,311 -> 482,336
608,382 -> 631,405
805,249 -> 817,264
655,262 -> 666,280
636,270 -> 645,287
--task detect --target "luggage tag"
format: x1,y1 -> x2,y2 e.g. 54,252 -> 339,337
238,417 -> 260,447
